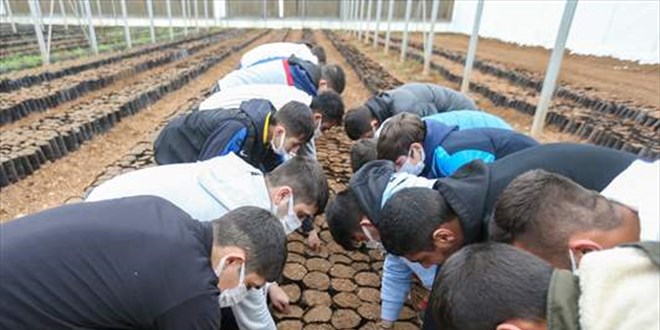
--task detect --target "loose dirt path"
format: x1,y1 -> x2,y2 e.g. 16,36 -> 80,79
0,30 -> 275,222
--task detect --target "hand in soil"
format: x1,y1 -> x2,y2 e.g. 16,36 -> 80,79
306,229 -> 321,251
268,284 -> 290,313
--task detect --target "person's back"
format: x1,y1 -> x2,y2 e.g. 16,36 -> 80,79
240,42 -> 318,67
86,154 -> 271,221
424,110 -> 511,131
0,196 -> 219,330
154,99 -> 276,169
388,83 -> 478,117
199,85 -> 312,111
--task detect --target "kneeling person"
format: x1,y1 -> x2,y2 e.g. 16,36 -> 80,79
0,199 -> 287,330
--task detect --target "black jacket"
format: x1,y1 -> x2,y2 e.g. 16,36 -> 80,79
365,83 -> 478,124
434,143 -> 637,244
154,99 -> 280,171
0,196 -> 220,330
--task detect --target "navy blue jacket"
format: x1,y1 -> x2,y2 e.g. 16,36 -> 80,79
421,121 -> 539,178
0,196 -> 220,330
154,99 -> 281,172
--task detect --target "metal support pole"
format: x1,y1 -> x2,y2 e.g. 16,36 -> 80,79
111,0 -> 118,26
182,0 -> 188,36
28,0 -> 49,64
262,0 -> 266,20
95,0 -> 102,22
363,0 -> 372,43
166,0 -> 173,39
4,0 -> 17,33
531,0 -> 579,137
146,0 -> 156,43
204,0 -> 209,29
400,0 -> 412,61
194,0 -> 200,33
460,0 -> 484,93
373,0 -> 382,48
423,0 -> 440,74
278,0 -> 284,18
46,0 -> 55,55
58,0 -> 67,30
357,0 -> 365,40
120,0 -> 131,48
82,0 -> 98,54
384,0 -> 394,54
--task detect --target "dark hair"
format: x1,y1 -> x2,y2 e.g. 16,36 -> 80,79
431,243 -> 552,330
325,188 -> 365,250
490,170 -> 623,269
267,156 -> 329,215
212,206 -> 287,282
320,64 -> 346,94
379,187 -> 456,256
377,113 -> 425,162
311,45 -> 327,65
274,101 -> 315,143
344,106 -> 374,140
350,138 -> 377,173
310,90 -> 345,125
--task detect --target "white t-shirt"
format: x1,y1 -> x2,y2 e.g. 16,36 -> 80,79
240,42 -> 318,68
199,85 -> 312,111
601,160 -> 659,241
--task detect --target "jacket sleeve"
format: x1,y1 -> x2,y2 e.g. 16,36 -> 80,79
381,254 -> 414,322
230,288 -> 276,330
153,294 -> 221,330
198,123 -> 248,161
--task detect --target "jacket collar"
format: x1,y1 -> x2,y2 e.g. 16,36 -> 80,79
547,269 -> 580,330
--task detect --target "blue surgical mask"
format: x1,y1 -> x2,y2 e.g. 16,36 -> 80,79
361,225 -> 384,251
271,130 -> 288,156
568,249 -> 579,275
399,147 -> 425,176
215,256 -> 248,308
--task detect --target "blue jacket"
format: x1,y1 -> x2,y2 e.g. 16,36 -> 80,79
154,99 -> 282,172
420,120 -> 539,178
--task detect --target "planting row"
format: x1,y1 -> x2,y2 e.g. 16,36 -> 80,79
0,30 -> 240,125
1,29 -> 227,92
0,30 -> 268,188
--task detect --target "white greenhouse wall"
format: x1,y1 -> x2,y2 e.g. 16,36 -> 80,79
445,0 -> 659,64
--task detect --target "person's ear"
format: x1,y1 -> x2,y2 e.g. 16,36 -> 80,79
318,79 -> 328,91
432,227 -> 456,247
569,239 -> 603,264
359,218 -> 375,228
370,119 -> 379,130
394,155 -> 407,168
273,186 -> 293,205
410,143 -> 423,162
223,254 -> 246,267
495,323 -> 525,330
313,113 -> 322,123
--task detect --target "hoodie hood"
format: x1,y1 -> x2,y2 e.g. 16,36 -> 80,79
197,153 -> 271,213
349,160 -> 396,226
432,160 -> 491,244
365,93 -> 394,124
240,98 -> 276,144
421,119 -> 459,178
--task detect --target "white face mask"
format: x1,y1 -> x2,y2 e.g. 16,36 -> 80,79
215,256 -> 249,308
271,130 -> 288,156
398,147 -> 425,176
361,225 -> 384,251
275,193 -> 302,235
313,118 -> 323,139
568,249 -> 579,276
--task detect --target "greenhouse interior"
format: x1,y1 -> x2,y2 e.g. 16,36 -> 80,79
0,0 -> 658,329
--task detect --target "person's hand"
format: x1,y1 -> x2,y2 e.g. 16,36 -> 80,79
306,229 -> 321,251
268,284 -> 290,313
379,320 -> 394,329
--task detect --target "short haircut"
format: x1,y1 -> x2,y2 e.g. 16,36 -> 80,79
379,187 -> 456,256
212,206 -> 287,282
344,106 -> 373,140
320,64 -> 346,94
267,156 -> 329,215
377,113 -> 425,162
431,243 -> 552,330
310,90 -> 345,124
325,188 -> 364,250
311,45 -> 327,65
350,138 -> 377,173
273,101 -> 315,143
490,170 -> 623,268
